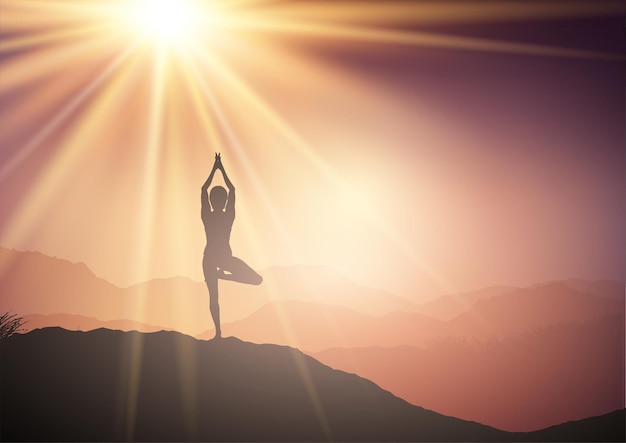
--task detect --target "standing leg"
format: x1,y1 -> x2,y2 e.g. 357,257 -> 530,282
203,256 -> 221,339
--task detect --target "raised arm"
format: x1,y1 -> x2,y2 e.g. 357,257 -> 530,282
201,154 -> 220,212
216,154 -> 236,212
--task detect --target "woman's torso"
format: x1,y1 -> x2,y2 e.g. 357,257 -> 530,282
203,210 -> 234,258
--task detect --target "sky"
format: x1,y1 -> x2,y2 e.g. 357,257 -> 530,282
0,0 -> 624,301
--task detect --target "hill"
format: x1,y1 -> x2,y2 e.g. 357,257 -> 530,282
522,409 -> 625,442
1,328 -> 507,442
2,328 -> 623,441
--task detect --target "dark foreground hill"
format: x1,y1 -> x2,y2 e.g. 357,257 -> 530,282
1,328 -> 623,442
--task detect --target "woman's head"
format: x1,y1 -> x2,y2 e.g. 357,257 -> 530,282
210,186 -> 228,211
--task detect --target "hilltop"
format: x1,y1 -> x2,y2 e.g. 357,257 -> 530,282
1,328 -> 623,441
1,327 -> 504,441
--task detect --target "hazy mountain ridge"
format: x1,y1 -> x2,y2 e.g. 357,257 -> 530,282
201,300 -> 445,350
0,248 -> 124,317
203,283 -> 623,351
539,278 -> 625,301
414,285 -> 519,320
413,279 -> 624,321
446,281 -> 622,338
21,313 -> 170,334
2,328 -> 623,441
258,264 -> 419,313
0,248 -> 417,334
4,247 -> 623,348
311,313 -> 625,432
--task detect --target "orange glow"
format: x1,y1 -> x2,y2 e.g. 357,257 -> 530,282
1,2 -> 623,436
0,0 -> 623,299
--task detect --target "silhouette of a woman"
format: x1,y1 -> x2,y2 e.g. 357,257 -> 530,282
202,153 -> 262,339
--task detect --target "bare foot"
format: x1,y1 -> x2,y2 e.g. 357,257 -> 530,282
216,268 -> 226,279
217,268 -> 234,281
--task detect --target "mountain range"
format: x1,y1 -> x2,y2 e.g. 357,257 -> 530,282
3,247 -> 623,341
1,247 -> 623,433
198,282 -> 623,351
312,313 -> 625,432
0,247 -> 417,335
21,313 -> 171,334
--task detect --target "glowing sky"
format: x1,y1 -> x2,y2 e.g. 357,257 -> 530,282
0,0 -> 624,300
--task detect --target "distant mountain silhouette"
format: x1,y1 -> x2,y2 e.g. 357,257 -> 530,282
414,285 -> 518,320
551,278 -> 625,301
2,327 -> 510,442
4,248 -> 621,339
447,282 -> 623,339
0,248 -> 416,334
312,313 -> 625,432
198,300 -> 444,350
22,313 -> 169,334
0,248 -> 123,317
413,280 -> 624,321
2,328 -> 623,441
253,264 -> 419,314
198,283 -> 623,351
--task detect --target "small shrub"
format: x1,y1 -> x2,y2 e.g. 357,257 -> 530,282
0,312 -> 27,339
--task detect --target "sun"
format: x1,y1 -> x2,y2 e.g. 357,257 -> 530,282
125,0 -> 200,46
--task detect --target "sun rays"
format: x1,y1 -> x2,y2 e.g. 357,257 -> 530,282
1,0 -> 623,436
1,0 -> 623,318
1,0 -> 624,324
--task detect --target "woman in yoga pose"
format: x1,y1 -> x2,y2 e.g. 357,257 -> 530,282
201,153 -> 262,339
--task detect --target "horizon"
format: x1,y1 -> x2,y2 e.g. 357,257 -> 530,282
2,245 -> 624,301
